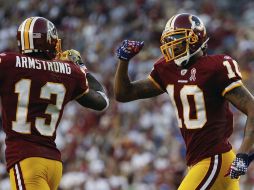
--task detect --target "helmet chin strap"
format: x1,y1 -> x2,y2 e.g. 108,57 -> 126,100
174,51 -> 190,66
175,38 -> 210,67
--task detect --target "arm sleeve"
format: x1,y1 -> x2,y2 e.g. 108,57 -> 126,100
215,55 -> 242,96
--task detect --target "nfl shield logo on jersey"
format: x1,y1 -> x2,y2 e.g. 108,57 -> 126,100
181,69 -> 188,75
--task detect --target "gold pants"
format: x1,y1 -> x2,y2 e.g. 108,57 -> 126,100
178,150 -> 240,190
9,157 -> 62,190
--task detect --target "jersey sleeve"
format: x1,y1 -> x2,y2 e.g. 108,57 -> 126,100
0,53 -> 8,75
73,67 -> 89,99
0,53 -> 12,85
148,57 -> 166,91
215,55 -> 242,96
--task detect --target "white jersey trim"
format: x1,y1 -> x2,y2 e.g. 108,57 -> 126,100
222,80 -> 242,96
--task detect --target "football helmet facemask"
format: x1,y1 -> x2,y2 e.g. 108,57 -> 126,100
17,17 -> 61,59
160,13 -> 209,66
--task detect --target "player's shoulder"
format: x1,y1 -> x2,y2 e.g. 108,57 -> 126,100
203,54 -> 234,64
0,52 -> 21,59
153,56 -> 174,68
202,54 -> 242,82
0,52 -> 22,66
63,60 -> 88,79
154,57 -> 166,65
201,54 -> 236,70
62,60 -> 86,73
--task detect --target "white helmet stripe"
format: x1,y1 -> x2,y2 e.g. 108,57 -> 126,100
19,20 -> 27,51
164,14 -> 180,32
29,17 -> 39,49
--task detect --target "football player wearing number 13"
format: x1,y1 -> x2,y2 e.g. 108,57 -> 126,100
115,13 -> 254,190
0,17 -> 109,190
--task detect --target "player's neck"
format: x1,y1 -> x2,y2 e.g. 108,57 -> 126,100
181,53 -> 203,69
23,52 -> 52,60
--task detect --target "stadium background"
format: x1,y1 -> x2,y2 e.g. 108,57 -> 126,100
0,0 -> 254,189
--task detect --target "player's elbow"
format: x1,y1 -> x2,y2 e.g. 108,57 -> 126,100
77,90 -> 109,111
115,93 -> 123,102
85,98 -> 109,111
115,94 -> 133,103
114,88 -> 124,102
115,97 -> 128,103
96,99 -> 109,111
115,92 -> 128,102
95,91 -> 109,111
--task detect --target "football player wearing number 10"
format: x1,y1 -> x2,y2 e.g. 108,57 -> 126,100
115,13 -> 254,189
0,17 -> 108,190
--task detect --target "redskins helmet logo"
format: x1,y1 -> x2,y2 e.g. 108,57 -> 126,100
189,16 -> 206,34
47,21 -> 58,44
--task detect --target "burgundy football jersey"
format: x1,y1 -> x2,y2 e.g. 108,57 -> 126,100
0,52 -> 89,170
149,54 -> 242,166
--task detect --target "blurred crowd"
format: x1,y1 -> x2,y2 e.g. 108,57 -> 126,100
0,0 -> 254,189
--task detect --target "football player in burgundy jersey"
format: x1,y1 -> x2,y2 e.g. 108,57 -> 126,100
0,17 -> 109,190
114,13 -> 254,190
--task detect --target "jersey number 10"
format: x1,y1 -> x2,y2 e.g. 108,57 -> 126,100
167,85 -> 207,129
166,59 -> 241,129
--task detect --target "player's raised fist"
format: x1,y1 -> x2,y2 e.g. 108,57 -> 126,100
116,40 -> 144,61
60,49 -> 87,73
60,49 -> 84,65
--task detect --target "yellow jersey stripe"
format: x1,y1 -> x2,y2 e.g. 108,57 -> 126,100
222,80 -> 242,96
148,75 -> 163,91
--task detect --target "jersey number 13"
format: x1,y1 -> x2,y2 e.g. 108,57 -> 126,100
12,79 -> 66,136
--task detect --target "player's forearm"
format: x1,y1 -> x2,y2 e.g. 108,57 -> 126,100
238,115 -> 254,153
114,60 -> 134,102
77,89 -> 109,111
225,85 -> 254,153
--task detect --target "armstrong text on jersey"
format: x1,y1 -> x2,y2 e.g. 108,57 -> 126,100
15,56 -> 71,74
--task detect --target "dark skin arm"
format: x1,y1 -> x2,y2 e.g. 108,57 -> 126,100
77,73 -> 108,111
114,60 -> 164,102
224,85 -> 254,153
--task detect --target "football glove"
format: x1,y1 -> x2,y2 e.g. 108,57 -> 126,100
60,49 -> 83,65
60,49 -> 87,73
116,40 -> 144,61
229,153 -> 249,179
60,49 -> 84,65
